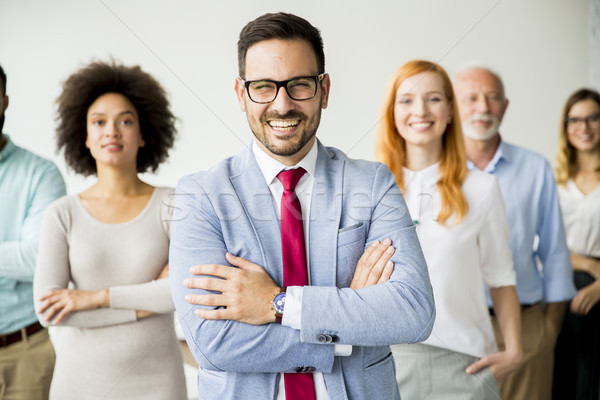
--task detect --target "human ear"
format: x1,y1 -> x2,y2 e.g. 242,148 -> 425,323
234,78 -> 246,112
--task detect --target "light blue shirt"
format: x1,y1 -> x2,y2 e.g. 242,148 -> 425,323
468,139 -> 576,305
0,135 -> 66,333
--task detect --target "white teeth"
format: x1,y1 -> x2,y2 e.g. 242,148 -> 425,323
269,120 -> 299,128
411,122 -> 432,129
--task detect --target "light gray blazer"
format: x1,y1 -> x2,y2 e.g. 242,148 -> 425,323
169,141 -> 435,400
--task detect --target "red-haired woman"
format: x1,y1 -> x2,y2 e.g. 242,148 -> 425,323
376,60 -> 522,399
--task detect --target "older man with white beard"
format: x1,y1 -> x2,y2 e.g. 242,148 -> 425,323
453,66 -> 576,400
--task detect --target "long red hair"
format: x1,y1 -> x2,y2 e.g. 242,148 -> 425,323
376,60 -> 468,225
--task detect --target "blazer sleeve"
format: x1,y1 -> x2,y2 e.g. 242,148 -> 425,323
299,163 -> 435,345
169,175 -> 336,374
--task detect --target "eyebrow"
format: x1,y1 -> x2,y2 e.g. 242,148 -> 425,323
397,90 -> 445,96
89,110 -> 136,117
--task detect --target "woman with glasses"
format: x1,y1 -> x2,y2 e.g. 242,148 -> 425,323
33,61 -> 186,399
376,60 -> 522,399
553,88 -> 600,400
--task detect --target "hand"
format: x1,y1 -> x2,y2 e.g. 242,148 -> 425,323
157,263 -> 169,280
184,253 -> 280,325
571,281 -> 600,315
38,289 -> 109,325
465,349 -> 522,387
350,238 -> 395,290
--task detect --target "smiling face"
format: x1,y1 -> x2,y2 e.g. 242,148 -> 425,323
85,92 -> 145,171
567,99 -> 600,154
454,68 -> 508,141
234,38 -> 330,166
394,72 -> 453,153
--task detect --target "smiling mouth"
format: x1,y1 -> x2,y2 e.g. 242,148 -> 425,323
410,122 -> 433,129
268,120 -> 300,132
102,143 -> 123,150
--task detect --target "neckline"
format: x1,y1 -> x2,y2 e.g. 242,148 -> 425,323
74,187 -> 159,226
568,179 -> 600,198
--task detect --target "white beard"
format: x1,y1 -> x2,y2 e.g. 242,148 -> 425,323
462,114 -> 500,141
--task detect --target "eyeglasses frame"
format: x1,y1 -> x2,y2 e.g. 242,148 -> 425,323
566,113 -> 600,127
241,73 -> 326,104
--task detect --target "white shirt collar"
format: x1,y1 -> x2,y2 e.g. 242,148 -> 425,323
403,162 -> 440,185
252,139 -> 318,186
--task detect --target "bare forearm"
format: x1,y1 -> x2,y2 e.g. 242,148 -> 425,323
570,252 -> 600,278
489,286 -> 522,357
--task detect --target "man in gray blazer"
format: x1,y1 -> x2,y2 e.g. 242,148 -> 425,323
170,12 -> 435,400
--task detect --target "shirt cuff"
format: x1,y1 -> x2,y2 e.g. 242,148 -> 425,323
334,344 -> 352,356
281,286 -> 302,330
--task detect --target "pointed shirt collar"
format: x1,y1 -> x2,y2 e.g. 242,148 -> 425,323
467,136 -> 510,173
252,139 -> 318,186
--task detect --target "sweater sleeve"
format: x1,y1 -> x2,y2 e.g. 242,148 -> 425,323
34,199 -> 137,328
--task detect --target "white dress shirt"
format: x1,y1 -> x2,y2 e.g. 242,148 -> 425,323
558,180 -> 600,258
252,139 -> 350,400
403,163 -> 516,358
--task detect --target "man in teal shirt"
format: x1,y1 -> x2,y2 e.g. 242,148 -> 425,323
0,64 -> 66,399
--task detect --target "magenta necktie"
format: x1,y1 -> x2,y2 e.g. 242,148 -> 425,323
277,168 -> 316,400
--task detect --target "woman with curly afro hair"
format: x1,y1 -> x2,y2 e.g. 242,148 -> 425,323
33,61 -> 186,399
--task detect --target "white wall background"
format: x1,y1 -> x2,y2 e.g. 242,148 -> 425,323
0,0 -> 593,194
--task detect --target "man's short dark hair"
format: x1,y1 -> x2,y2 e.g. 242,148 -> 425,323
237,12 -> 325,79
0,63 -> 6,96
55,60 -> 176,176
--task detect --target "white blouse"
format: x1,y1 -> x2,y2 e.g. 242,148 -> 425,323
403,163 -> 516,358
558,180 -> 600,258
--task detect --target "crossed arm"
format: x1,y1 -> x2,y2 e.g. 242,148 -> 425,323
183,239 -> 396,325
569,252 -> 600,315
37,264 -> 170,325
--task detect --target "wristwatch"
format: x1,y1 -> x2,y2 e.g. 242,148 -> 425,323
272,287 -> 287,324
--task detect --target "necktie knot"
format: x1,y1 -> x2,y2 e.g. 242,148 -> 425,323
277,168 -> 306,192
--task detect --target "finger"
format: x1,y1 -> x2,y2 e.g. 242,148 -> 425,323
44,302 -> 64,323
37,298 -> 57,314
364,239 -> 392,268
189,264 -> 233,278
350,241 -> 380,289
52,305 -> 73,325
185,294 -> 227,307
193,307 -> 229,320
377,261 -> 394,284
226,253 -> 262,272
465,356 -> 491,374
356,241 -> 380,268
365,244 -> 396,286
183,277 -> 227,291
39,291 -> 56,301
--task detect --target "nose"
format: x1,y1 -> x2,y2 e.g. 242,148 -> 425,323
474,95 -> 490,113
270,86 -> 295,113
103,120 -> 120,138
413,97 -> 427,116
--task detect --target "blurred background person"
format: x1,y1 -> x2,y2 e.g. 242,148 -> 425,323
33,61 -> 186,400
453,66 -> 576,400
553,88 -> 600,400
376,60 -> 521,399
0,63 -> 65,400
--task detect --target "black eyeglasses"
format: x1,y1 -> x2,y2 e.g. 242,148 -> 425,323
242,74 -> 325,104
566,113 -> 600,127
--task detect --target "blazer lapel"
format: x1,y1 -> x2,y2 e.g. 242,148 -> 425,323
229,147 -> 284,285
308,141 -> 342,287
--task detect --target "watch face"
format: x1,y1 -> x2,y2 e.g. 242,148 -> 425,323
273,292 -> 286,314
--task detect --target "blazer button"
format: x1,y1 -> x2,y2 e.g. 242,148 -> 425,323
295,367 -> 304,373
331,335 -> 339,343
317,334 -> 327,343
306,366 -> 316,372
